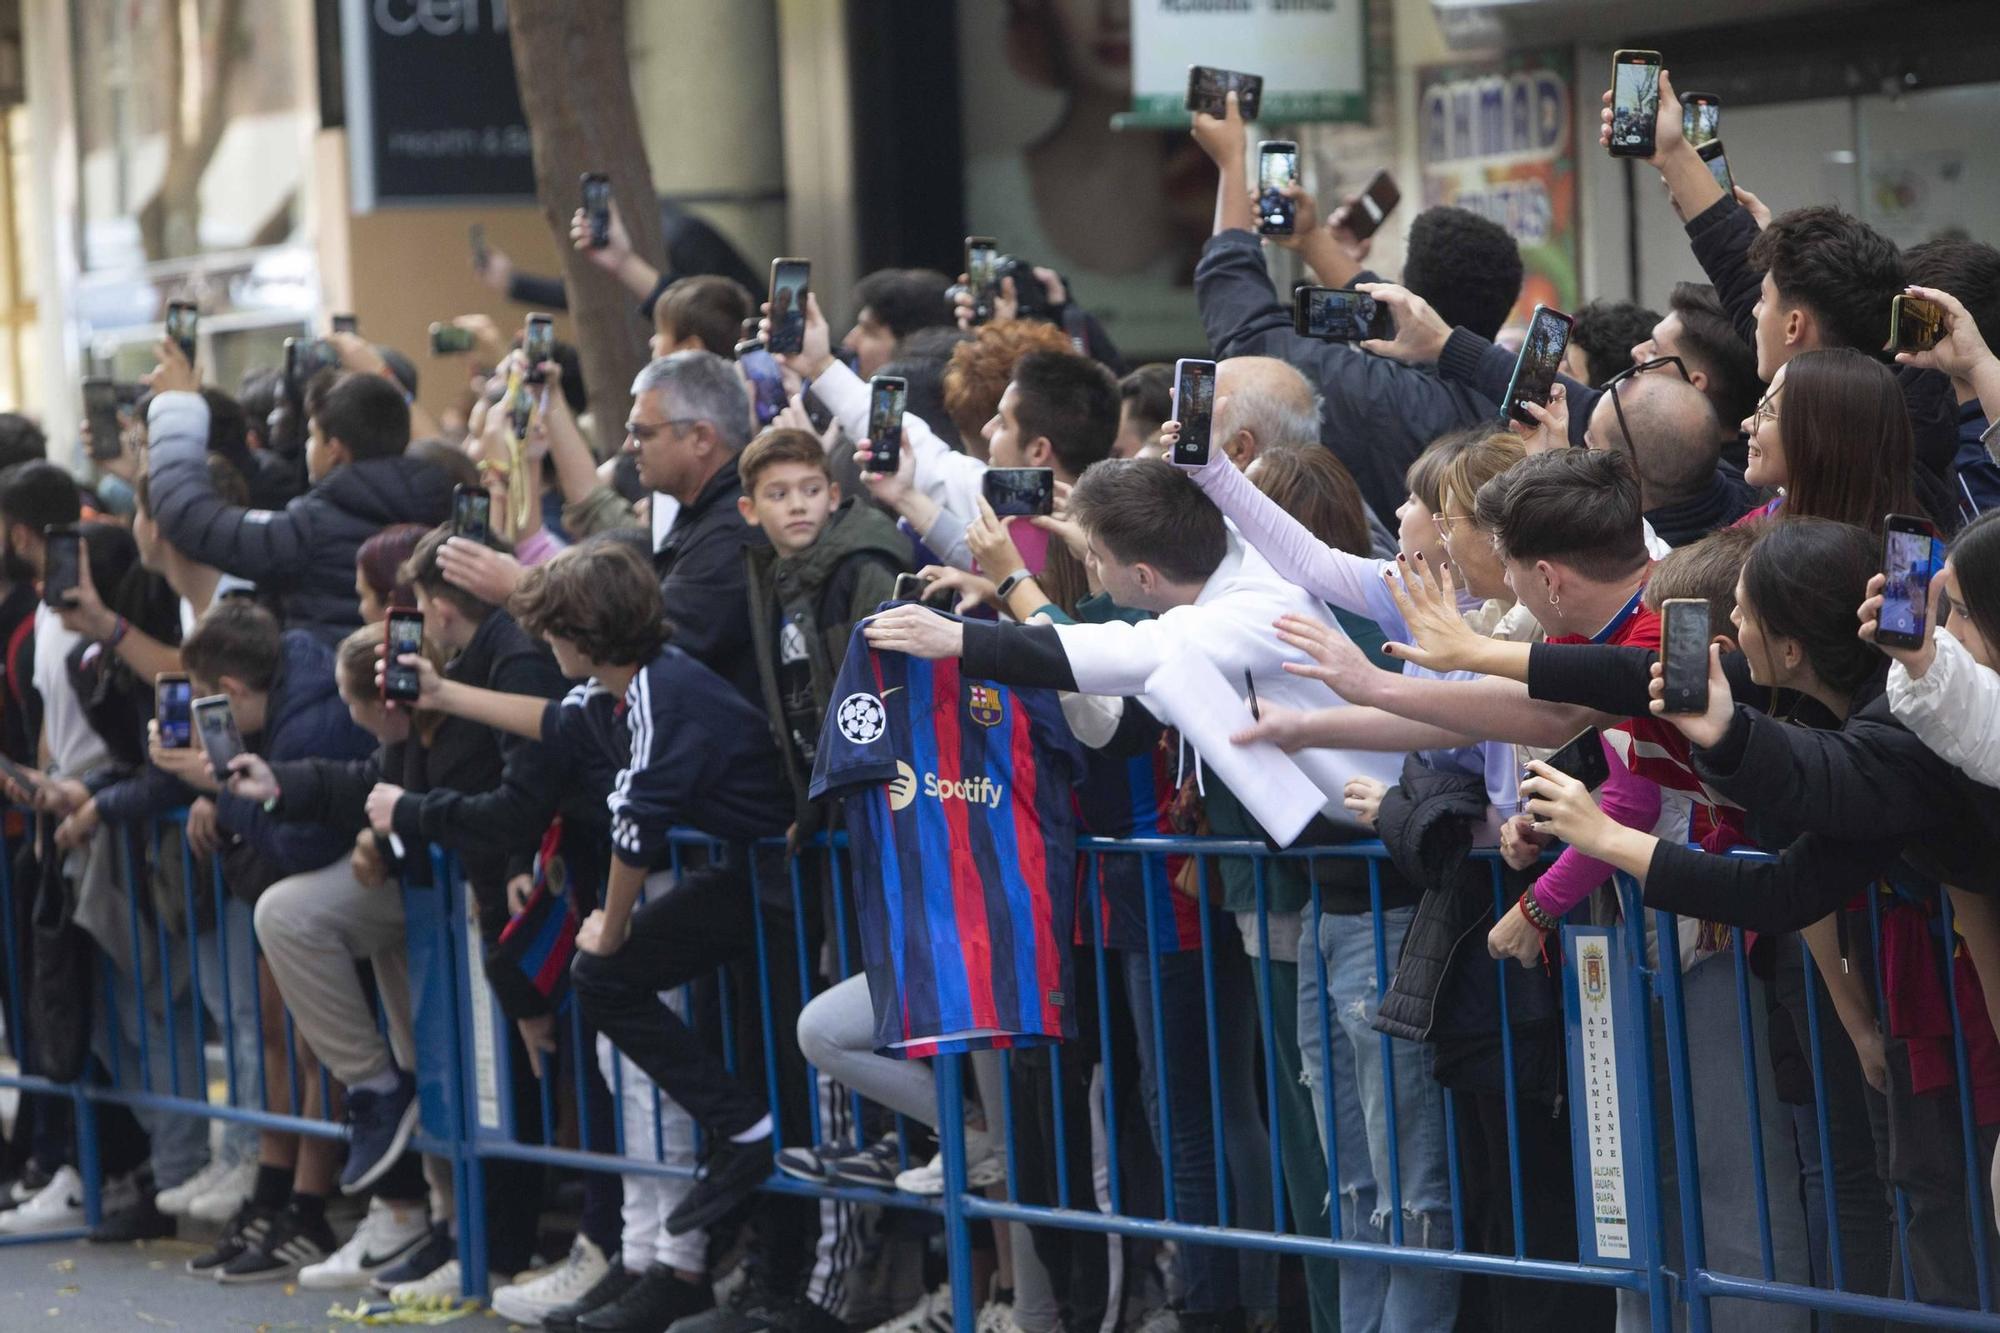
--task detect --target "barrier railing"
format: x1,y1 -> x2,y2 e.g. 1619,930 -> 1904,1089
0,813 -> 1994,1331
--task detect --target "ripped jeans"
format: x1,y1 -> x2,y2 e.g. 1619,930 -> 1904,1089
1296,906 -> 1459,1333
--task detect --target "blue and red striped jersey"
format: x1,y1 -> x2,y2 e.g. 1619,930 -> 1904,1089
1074,738 -> 1207,953
809,622 -> 1086,1058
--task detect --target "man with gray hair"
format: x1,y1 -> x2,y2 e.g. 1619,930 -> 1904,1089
1215,356 -> 1399,557
1582,370 -> 1756,546
625,349 -> 764,701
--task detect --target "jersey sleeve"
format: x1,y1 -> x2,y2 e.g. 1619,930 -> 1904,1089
809,623 -> 903,799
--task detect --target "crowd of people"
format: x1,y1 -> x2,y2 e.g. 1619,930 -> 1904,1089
1,55 -> 1999,1333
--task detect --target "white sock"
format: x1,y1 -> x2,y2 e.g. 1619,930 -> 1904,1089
353,1067 -> 401,1096
729,1115 -> 773,1144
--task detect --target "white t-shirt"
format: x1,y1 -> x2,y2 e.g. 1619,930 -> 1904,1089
32,603 -> 108,779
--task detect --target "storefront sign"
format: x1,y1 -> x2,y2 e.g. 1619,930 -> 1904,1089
1417,48 -> 1578,325
1125,0 -> 1369,126
341,0 -> 536,210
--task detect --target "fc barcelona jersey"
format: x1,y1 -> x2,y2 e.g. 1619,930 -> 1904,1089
809,617 -> 1086,1057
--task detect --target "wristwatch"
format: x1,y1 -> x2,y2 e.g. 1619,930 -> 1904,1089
995,570 -> 1032,601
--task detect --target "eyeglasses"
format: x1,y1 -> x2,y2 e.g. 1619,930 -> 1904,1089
1429,510 -> 1478,531
1749,389 -> 1782,431
1602,356 -> 1691,454
623,417 -> 706,443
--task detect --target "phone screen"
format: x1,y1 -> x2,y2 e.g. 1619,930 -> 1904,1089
735,347 -> 789,427
42,530 -> 80,607
768,260 -> 811,355
166,302 -> 199,363
1659,600 -> 1712,715
1699,141 -> 1734,195
1543,727 -> 1611,791
581,173 -> 613,248
430,322 -> 476,355
1610,52 -> 1662,156
1295,288 -> 1393,342
83,379 -> 123,461
1257,143 -> 1299,235
892,573 -> 931,603
1506,308 -> 1573,424
1890,297 -> 1945,354
194,698 -> 244,770
1683,97 -> 1721,148
966,238 -> 999,323
384,613 -> 425,702
1172,360 -> 1217,467
453,486 -> 491,544
865,377 -> 907,473
330,314 -> 359,335
1185,66 -> 1262,120
523,315 -> 555,376
157,677 -> 194,749
983,468 -> 1055,518
1878,523 -> 1939,647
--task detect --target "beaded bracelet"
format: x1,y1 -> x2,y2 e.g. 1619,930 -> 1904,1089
1519,888 -> 1559,933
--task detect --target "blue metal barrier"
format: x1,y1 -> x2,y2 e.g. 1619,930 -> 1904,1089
2,814 -> 1998,1330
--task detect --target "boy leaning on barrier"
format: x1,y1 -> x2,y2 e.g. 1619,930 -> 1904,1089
382,540 -> 794,1244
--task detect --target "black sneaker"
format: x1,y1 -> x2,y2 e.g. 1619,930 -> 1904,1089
761,1297 -> 847,1333
186,1201 -> 275,1277
666,1134 -> 772,1236
544,1259 -> 641,1333
340,1070 -> 420,1195
828,1135 -> 904,1190
579,1265 -> 715,1332
217,1202 -> 336,1284
89,1194 -> 175,1243
370,1218 -> 453,1294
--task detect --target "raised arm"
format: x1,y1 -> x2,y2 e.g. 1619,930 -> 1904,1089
1182,451 -> 1384,615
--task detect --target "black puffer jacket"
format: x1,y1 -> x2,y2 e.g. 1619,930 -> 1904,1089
146,391 -> 455,646
1371,757 -> 1564,1103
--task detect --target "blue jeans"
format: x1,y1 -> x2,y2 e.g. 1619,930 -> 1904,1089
1121,945 -> 1278,1314
1297,907 -> 1459,1333
192,897 -> 262,1165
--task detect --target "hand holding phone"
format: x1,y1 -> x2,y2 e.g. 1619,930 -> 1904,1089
1536,726 -> 1611,792
1501,306 -> 1575,425
982,468 -> 1055,518
453,485 -> 492,546
864,376 -> 908,474
1293,288 -> 1395,342
42,525 -> 82,609
83,379 -> 124,463
522,314 -> 555,384
156,675 -> 194,749
1875,514 -> 1941,649
581,173 -> 613,249
1186,65 -> 1263,121
1332,171 -> 1400,241
1257,141 -> 1299,237
193,695 -> 246,773
767,259 -> 811,356
1658,599 -> 1711,715
382,610 -> 426,704
1608,50 -> 1663,157
1171,359 -> 1217,467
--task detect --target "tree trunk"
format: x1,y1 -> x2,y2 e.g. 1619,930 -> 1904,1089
137,0 -> 248,262
507,0 -> 663,459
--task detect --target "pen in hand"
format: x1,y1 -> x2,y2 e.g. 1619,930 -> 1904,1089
1244,668 -> 1261,721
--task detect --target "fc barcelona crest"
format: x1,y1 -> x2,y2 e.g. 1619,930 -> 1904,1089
967,684 -> 1004,727
1581,942 -> 1608,1005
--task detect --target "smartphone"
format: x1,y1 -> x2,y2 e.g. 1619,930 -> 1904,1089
1698,140 -> 1734,196
1887,295 -> 1945,355
1541,726 -> 1612,792
1185,65 -> 1263,121
1172,359 -> 1217,467
800,384 -> 836,435
382,609 -> 426,703
1335,170 -> 1401,241
1293,287 -> 1395,341
1877,513 -> 1941,650
469,223 -> 489,273
453,484 -> 492,545
156,674 -> 194,749
1257,141 -> 1299,237
965,236 -> 999,325
1500,305 -> 1575,425
522,313 -> 555,383
1658,599 -> 1712,715
41,525 -> 81,608
738,345 -> 789,427
1682,93 -> 1721,148
330,313 -> 359,335
286,337 -> 341,401
193,694 -> 245,772
430,322 -> 476,356
83,378 -> 123,462
580,172 -> 613,249
892,572 -> 931,602
0,752 -> 41,797
1608,50 -> 1663,158
767,258 -> 811,356
865,375 -> 908,474
165,300 -> 199,365
983,467 -> 1055,518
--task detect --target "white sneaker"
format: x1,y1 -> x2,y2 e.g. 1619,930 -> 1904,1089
974,1287 -> 1016,1333
389,1258 -> 513,1307
866,1283 -> 955,1333
490,1235 -> 610,1323
894,1133 -> 1003,1196
0,1165 -> 86,1233
186,1159 -> 258,1223
156,1157 -> 233,1217
299,1197 -> 431,1290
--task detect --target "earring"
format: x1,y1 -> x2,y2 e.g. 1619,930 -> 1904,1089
1548,590 -> 1561,608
